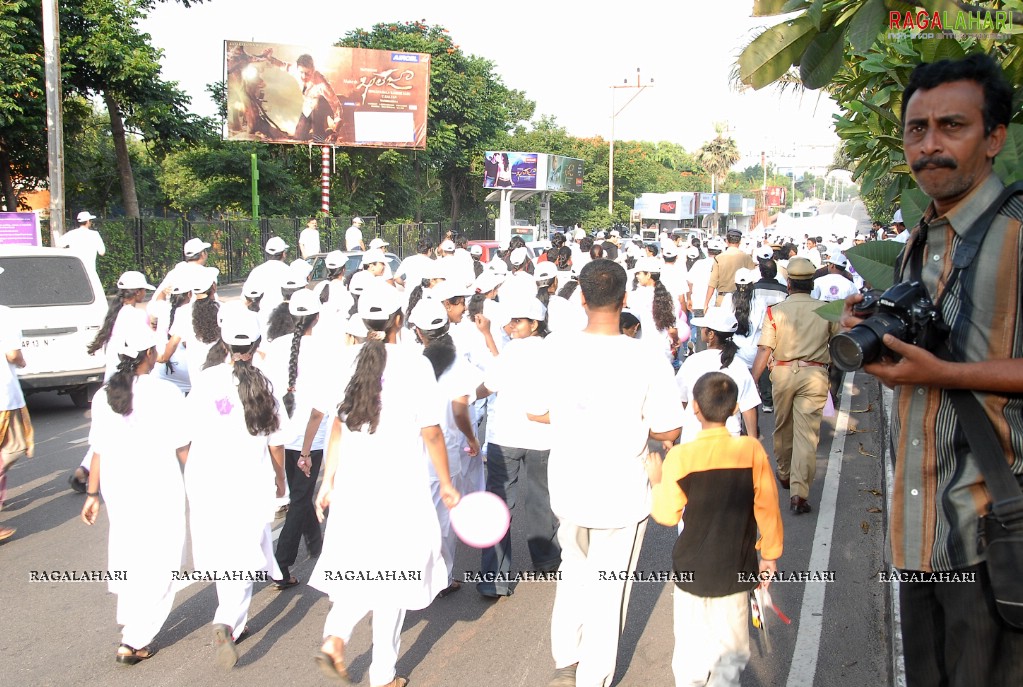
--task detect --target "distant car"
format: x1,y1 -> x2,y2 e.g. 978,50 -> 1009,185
467,240 -> 502,263
307,250 -> 401,284
0,246 -> 106,407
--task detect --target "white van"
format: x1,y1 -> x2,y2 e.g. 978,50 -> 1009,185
0,246 -> 107,407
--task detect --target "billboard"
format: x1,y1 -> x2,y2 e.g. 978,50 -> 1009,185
547,155 -> 584,193
766,186 -> 788,207
483,152 -> 540,190
697,192 -> 716,215
728,194 -> 743,214
633,192 -> 695,221
224,41 -> 430,148
741,198 -> 757,216
0,212 -> 41,246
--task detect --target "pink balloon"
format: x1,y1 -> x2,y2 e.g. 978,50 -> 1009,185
449,491 -> 511,549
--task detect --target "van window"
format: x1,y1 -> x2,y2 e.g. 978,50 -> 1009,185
0,256 -> 96,308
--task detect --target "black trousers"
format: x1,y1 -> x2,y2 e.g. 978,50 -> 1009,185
274,448 -> 324,580
900,562 -> 1023,687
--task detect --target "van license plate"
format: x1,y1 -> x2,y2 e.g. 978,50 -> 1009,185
22,337 -> 57,348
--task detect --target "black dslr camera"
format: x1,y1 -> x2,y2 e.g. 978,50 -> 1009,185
830,281 -> 947,372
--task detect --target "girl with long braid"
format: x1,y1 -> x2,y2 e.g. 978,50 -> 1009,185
306,283 -> 459,687
182,304 -> 286,670
81,326 -> 189,666
728,270 -> 760,368
154,285 -> 192,394
260,289 -> 328,590
158,267 -> 221,393
629,257 -> 681,365
678,307 -> 761,444
69,271 -> 154,493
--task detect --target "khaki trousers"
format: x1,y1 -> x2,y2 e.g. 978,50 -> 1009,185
769,365 -> 829,499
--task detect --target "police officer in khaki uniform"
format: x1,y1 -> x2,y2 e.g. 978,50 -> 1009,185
751,257 -> 839,514
705,228 -> 756,308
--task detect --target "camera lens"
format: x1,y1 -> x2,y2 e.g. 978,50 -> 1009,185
830,328 -> 880,372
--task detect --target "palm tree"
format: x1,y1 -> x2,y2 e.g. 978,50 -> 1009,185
697,123 -> 741,229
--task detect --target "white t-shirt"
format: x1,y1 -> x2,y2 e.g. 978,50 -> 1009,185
484,336 -> 550,451
345,225 -> 364,251
675,349 -> 761,444
433,356 -> 482,479
59,227 -> 106,270
104,305 -> 151,381
534,331 -> 683,528
396,253 -> 435,290
257,332 -> 331,451
798,247 -> 823,269
659,261 -> 691,311
246,259 -> 292,311
0,306 -> 25,410
812,273 -> 858,302
299,228 -> 321,259
687,257 -> 715,311
169,301 -> 216,388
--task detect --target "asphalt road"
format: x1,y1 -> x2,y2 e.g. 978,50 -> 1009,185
0,371 -> 892,686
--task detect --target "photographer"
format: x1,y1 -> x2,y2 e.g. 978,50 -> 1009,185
841,54 -> 1023,685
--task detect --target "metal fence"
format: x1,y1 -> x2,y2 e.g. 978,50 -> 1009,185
43,217 -> 495,291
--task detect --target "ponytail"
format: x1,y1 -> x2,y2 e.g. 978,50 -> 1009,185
732,283 -> 754,337
338,312 -> 398,433
467,292 -> 487,319
283,314 -> 317,417
105,348 -> 151,416
192,288 -> 221,344
246,294 -> 263,313
420,324 -> 456,380
266,301 -> 295,341
651,276 -> 676,331
404,282 -> 427,329
88,290 -> 136,355
715,331 -> 739,369
202,340 -> 228,370
230,341 -> 280,436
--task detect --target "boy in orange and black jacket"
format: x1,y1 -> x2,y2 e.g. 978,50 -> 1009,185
646,371 -> 783,687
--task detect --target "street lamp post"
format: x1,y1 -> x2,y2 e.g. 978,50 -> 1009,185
607,68 -> 653,216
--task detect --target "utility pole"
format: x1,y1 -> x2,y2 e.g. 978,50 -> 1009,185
607,68 -> 653,216
42,0 -> 65,242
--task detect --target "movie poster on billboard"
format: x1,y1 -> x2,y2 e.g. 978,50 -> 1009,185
483,152 -> 540,190
224,40 -> 430,149
546,155 -> 584,193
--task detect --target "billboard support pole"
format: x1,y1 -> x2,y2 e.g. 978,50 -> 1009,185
538,192 -> 550,241
498,190 -> 512,247
42,0 -> 65,242
321,146 -> 331,215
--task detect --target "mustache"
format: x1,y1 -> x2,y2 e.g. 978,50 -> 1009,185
911,155 -> 957,172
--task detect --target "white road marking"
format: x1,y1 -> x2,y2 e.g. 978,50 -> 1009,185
785,372 -> 854,687
881,385 -> 908,687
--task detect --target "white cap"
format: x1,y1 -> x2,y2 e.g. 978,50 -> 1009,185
635,256 -> 662,274
409,299 -> 449,331
429,280 -> 473,302
686,246 -> 700,259
220,304 -> 262,346
534,262 -> 558,284
756,245 -> 774,261
609,230 -> 621,238
501,296 -> 546,322
265,236 -> 288,255
282,272 -> 307,291
473,271 -> 504,294
487,260 -> 509,278
361,248 -> 387,266
190,266 -> 219,294
631,234 -> 644,242
826,252 -> 849,268
734,268 -> 759,285
118,325 -> 158,358
596,231 -> 606,239
290,259 -> 312,279
574,228 -> 586,240
708,238 -> 726,251
509,247 -> 529,266
117,271 -> 155,290
289,288 -> 321,317
348,270 -> 376,295
440,240 -> 456,252
345,316 -> 368,339
469,244 -> 483,256
352,217 -> 364,225
183,237 -> 211,258
892,209 -> 904,224
325,250 -> 345,270
242,277 -> 264,299
357,283 -> 403,321
369,237 -> 389,249
77,211 -> 96,223
691,307 -> 739,333
661,243 -> 678,258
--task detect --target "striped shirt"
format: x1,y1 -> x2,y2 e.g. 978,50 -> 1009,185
891,173 -> 1023,572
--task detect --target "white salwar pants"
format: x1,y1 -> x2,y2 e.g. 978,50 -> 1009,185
213,580 -> 253,641
324,603 -> 406,687
117,586 -> 175,650
671,587 -> 750,687
430,480 -> 458,586
550,518 -> 647,687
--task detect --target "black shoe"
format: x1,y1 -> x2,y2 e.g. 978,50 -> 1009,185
68,469 -> 88,494
777,473 -> 790,490
790,496 -> 811,514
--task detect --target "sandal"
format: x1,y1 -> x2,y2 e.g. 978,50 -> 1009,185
68,468 -> 89,494
375,678 -> 409,687
211,623 -> 238,670
0,526 -> 15,543
234,626 -> 251,644
273,575 -> 300,591
436,580 -> 462,598
115,643 -> 156,665
314,636 -> 351,682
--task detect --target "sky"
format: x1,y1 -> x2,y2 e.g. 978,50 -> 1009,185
140,0 -> 841,171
